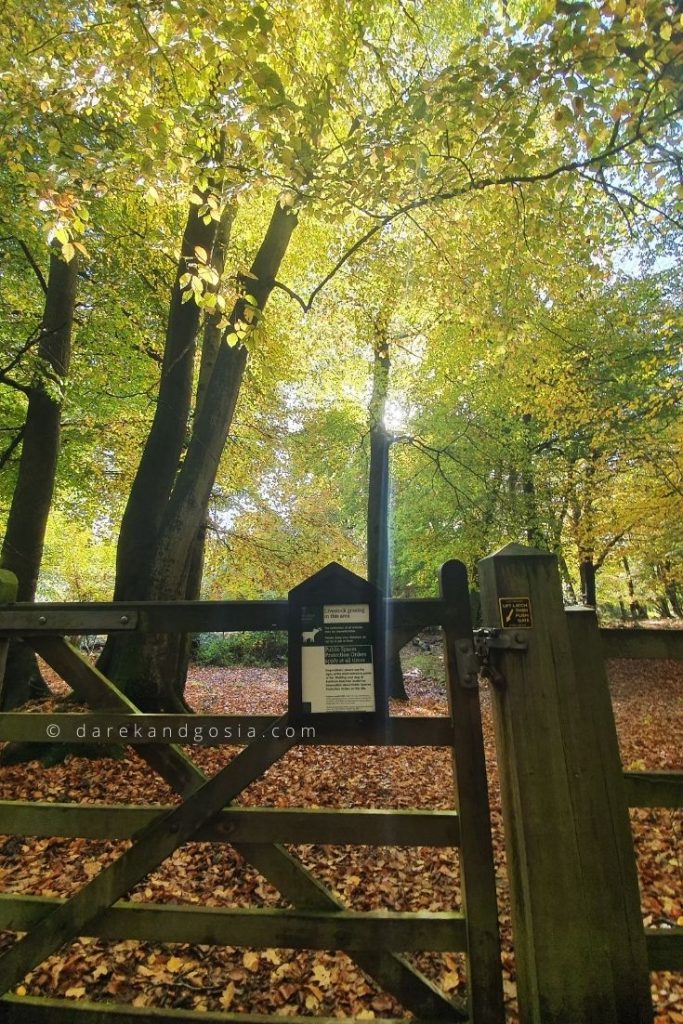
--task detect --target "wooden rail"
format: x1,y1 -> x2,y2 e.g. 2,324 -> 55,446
0,997 -> 430,1024
0,598 -> 449,636
599,627 -> 683,660
0,895 -> 467,951
1,602 -> 681,660
0,712 -> 453,746
0,801 -> 461,846
623,770 -> 683,809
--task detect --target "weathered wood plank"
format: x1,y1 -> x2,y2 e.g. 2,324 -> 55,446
0,601 -> 287,635
0,801 -> 460,846
623,771 -> 683,809
0,894 -> 466,951
29,638 -> 201,795
646,927 -> 683,970
0,717 -> 296,996
0,712 -> 453,747
600,628 -> 683,661
25,638 -> 462,1020
0,993 -> 444,1024
440,561 -> 504,1024
479,544 -> 652,1024
0,598 -> 451,637
565,608 -> 652,1019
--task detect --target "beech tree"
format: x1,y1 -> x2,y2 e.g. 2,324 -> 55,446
0,0 -> 681,711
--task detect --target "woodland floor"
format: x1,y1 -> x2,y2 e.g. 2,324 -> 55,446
0,652 -> 681,1022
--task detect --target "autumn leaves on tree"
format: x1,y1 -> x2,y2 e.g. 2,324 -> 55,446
0,0 -> 682,709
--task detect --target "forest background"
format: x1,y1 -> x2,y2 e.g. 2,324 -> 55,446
0,0 -> 681,711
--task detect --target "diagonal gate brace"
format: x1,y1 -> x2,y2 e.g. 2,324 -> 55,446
24,637 -> 464,1021
0,708 -> 299,996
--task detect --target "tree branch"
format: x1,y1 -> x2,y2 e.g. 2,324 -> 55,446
279,113 -> 683,313
0,425 -> 25,471
0,236 -> 48,293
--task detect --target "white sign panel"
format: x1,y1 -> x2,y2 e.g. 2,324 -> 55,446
301,603 -> 375,713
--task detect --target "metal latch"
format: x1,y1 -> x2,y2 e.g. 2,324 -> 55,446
474,627 -> 528,654
453,630 -> 529,689
472,628 -> 528,689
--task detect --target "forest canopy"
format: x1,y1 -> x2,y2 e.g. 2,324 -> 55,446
0,0 -> 682,700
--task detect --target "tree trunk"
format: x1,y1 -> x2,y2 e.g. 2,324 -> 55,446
174,205 -> 236,697
107,201 -> 298,710
580,558 -> 597,607
665,582 -> 683,619
367,339 -> 390,595
521,414 -> 544,548
623,555 -> 648,620
0,250 -> 77,709
185,202 -> 236,601
110,197 -> 222,604
558,553 -> 578,603
98,193 -> 223,698
366,336 -> 406,700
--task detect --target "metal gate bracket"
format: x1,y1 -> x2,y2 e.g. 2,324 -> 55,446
471,628 -> 528,689
474,627 -> 528,654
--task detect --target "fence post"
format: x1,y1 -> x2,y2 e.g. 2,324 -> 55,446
564,606 -> 651,1014
478,543 -> 652,1024
0,571 -> 18,705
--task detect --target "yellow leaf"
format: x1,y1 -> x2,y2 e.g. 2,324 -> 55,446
220,982 -> 236,1008
312,963 -> 331,988
65,986 -> 86,998
243,951 -> 260,971
441,970 -> 459,992
166,956 -> 184,973
193,245 -> 208,263
15,986 -> 26,997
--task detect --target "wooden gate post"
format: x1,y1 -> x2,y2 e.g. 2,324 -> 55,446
478,543 -> 652,1024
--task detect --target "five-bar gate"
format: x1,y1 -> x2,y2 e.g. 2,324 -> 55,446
0,560 -> 504,1024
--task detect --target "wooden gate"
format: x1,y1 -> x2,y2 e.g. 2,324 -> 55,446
0,560 -> 504,1023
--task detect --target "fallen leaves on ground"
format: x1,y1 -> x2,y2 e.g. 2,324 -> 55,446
0,657 -> 680,1020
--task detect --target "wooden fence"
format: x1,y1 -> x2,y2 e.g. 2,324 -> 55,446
478,544 -> 682,1024
0,561 -> 504,1024
0,554 -> 681,1024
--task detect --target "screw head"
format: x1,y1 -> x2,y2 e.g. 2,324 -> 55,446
515,632 -> 526,643
38,615 -> 47,625
120,614 -> 129,625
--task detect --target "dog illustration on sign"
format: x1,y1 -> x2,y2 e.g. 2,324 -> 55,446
302,627 -> 322,645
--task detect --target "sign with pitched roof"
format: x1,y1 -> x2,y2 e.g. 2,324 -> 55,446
288,563 -> 387,719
